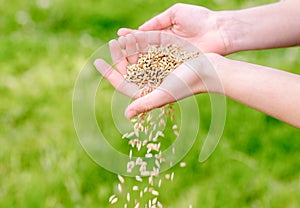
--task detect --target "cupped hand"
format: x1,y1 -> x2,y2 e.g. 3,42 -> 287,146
118,3 -> 230,55
94,32 -> 225,118
124,53 -> 225,118
94,31 -> 200,98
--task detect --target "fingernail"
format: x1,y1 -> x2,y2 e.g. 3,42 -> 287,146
93,59 -> 101,67
117,28 -> 124,36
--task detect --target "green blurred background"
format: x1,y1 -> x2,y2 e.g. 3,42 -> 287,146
1,0 -> 300,207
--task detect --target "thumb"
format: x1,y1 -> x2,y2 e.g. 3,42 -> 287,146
139,8 -> 173,31
124,62 -> 199,118
125,89 -> 175,118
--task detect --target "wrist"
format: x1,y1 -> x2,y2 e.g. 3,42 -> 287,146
215,2 -> 290,54
215,10 -> 243,55
200,53 -> 230,95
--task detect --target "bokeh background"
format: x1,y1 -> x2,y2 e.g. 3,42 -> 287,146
1,0 -> 300,207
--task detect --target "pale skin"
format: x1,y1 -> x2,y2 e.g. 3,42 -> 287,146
95,0 -> 300,129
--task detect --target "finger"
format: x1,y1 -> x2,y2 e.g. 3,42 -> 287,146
125,89 -> 176,118
139,7 -> 173,31
134,32 -> 148,53
160,31 -> 178,47
118,36 -> 126,50
94,59 -> 140,98
125,34 -> 139,64
146,31 -> 162,46
109,39 -> 128,74
118,28 -> 138,36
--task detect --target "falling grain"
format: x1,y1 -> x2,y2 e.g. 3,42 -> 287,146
118,175 -> 125,184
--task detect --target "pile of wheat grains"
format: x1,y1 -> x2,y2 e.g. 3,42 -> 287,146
109,44 -> 199,208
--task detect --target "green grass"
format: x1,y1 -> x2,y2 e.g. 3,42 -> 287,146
1,0 -> 300,207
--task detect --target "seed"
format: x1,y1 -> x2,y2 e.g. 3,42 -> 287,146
156,131 -> 164,137
157,142 -> 161,150
152,124 -> 157,132
136,157 -> 143,165
152,197 -> 158,204
147,113 -> 152,122
134,128 -> 139,137
151,168 -> 159,177
127,192 -> 130,202
109,194 -> 116,203
180,162 -> 186,167
137,143 -> 142,151
141,169 -> 150,176
140,164 -> 146,172
155,159 -> 160,168
111,197 -> 118,204
149,176 -> 154,186
135,175 -> 143,182
129,140 -> 135,148
118,183 -> 122,193
171,172 -> 175,181
155,151 -> 162,159
148,199 -> 152,207
145,153 -> 153,158
122,133 -> 129,139
142,139 -> 148,146
131,118 -> 137,123
127,161 -> 135,173
134,202 -> 140,208
158,179 -> 162,187
140,190 -> 143,198
145,126 -> 149,134
127,132 -> 135,138
159,119 -> 166,126
129,149 -> 132,159
151,190 -> 159,196
118,175 -> 125,184
114,44 -> 198,208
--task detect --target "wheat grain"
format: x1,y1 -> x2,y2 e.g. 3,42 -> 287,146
118,174 -> 125,184
110,44 -> 199,207
118,183 -> 122,193
180,162 -> 186,168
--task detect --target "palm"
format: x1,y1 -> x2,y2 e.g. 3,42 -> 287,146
94,31 -> 201,99
118,4 -> 227,55
167,5 -> 226,54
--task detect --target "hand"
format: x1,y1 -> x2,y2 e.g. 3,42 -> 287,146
93,31 -> 177,98
94,32 -> 224,118
118,3 -> 230,55
124,53 -> 224,118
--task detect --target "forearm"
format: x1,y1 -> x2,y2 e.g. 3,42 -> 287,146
218,0 -> 300,54
216,57 -> 300,128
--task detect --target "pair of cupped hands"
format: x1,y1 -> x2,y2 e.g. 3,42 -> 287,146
94,4 -> 229,119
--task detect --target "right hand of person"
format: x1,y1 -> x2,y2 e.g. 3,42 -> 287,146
118,3 -> 231,55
